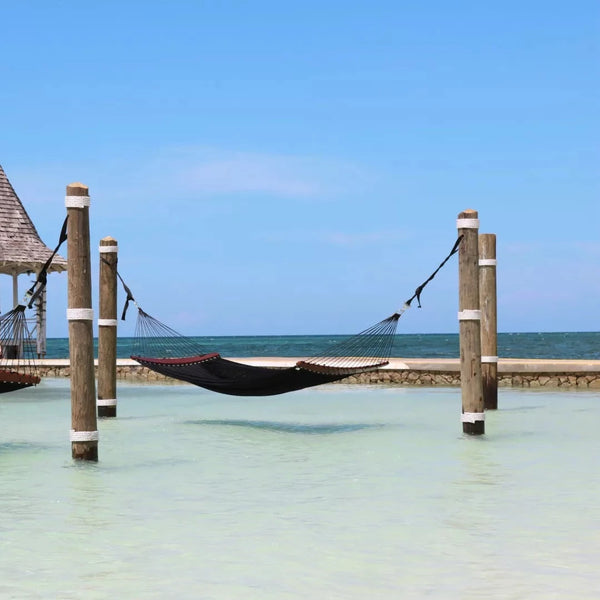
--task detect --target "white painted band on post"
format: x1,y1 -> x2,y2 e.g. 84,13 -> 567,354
456,218 -> 480,229
98,318 -> 118,327
481,355 -> 498,363
70,429 -> 99,442
97,398 -> 117,407
479,258 -> 497,266
65,196 -> 91,208
99,245 -> 118,253
67,308 -> 94,321
461,412 -> 485,423
458,309 -> 481,320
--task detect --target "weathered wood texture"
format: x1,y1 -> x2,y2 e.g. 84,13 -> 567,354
67,183 -> 98,460
458,209 -> 484,435
479,234 -> 498,410
98,237 -> 118,418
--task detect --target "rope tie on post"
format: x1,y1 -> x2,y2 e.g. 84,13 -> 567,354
67,308 -> 94,321
24,215 -> 68,309
461,412 -> 485,424
481,356 -> 498,364
101,257 -> 139,320
65,196 -> 91,208
402,236 -> 463,311
70,430 -> 99,442
458,309 -> 481,320
97,399 -> 117,407
98,319 -> 119,327
99,245 -> 119,253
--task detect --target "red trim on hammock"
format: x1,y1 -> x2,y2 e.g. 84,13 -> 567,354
0,369 -> 41,385
131,353 -> 221,365
295,360 -> 389,376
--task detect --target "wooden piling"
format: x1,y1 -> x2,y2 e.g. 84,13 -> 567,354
479,234 -> 498,410
66,183 -> 98,461
457,209 -> 484,435
98,237 -> 118,418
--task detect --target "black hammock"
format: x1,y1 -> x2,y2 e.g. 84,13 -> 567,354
123,237 -> 461,396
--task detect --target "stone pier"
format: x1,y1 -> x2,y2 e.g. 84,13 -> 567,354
23,357 -> 600,389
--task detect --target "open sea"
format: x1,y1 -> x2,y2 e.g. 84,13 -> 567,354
44,331 -> 600,359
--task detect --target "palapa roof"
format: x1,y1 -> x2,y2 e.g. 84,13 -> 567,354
0,164 -> 67,275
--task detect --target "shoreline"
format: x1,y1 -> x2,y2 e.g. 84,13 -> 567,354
23,357 -> 600,389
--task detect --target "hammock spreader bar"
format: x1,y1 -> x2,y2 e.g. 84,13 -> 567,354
118,236 -> 462,396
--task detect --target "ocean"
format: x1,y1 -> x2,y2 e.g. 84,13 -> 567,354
44,331 -> 600,359
1,381 -> 599,599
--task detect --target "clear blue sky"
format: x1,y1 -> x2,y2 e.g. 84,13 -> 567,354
1,1 -> 598,337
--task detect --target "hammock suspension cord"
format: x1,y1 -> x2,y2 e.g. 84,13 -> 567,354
115,236 -> 463,375
0,216 -> 68,392
300,234 -> 463,370
24,215 -> 69,309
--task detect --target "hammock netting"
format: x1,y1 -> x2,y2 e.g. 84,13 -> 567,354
0,305 -> 41,393
0,216 -> 68,394
131,309 -> 401,396
127,237 -> 462,396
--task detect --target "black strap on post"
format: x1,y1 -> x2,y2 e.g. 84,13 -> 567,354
117,271 -> 136,321
102,258 -> 137,320
404,235 -> 463,309
26,216 -> 69,309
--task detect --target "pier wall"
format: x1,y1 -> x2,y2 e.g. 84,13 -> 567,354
29,358 -> 600,389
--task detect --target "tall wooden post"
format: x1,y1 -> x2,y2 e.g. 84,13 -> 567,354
66,183 -> 98,461
97,237 -> 118,418
457,209 -> 484,435
479,234 -> 498,410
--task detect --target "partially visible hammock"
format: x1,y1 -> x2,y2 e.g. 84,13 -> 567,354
0,305 -> 41,393
123,237 -> 461,396
0,216 -> 68,394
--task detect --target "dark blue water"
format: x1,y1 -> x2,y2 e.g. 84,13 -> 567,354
44,332 -> 600,359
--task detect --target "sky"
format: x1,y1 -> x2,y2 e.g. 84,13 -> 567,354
0,0 -> 598,337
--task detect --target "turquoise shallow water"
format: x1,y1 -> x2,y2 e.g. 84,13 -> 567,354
1,380 -> 599,599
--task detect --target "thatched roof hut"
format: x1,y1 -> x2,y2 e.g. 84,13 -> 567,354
0,164 -> 67,276
0,163 -> 67,355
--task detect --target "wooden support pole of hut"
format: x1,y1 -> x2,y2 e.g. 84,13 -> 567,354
35,280 -> 47,358
479,234 -> 498,410
12,273 -> 19,308
66,183 -> 98,461
457,209 -> 484,435
97,237 -> 118,418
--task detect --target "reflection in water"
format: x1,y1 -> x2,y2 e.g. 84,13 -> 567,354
185,419 -> 383,434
